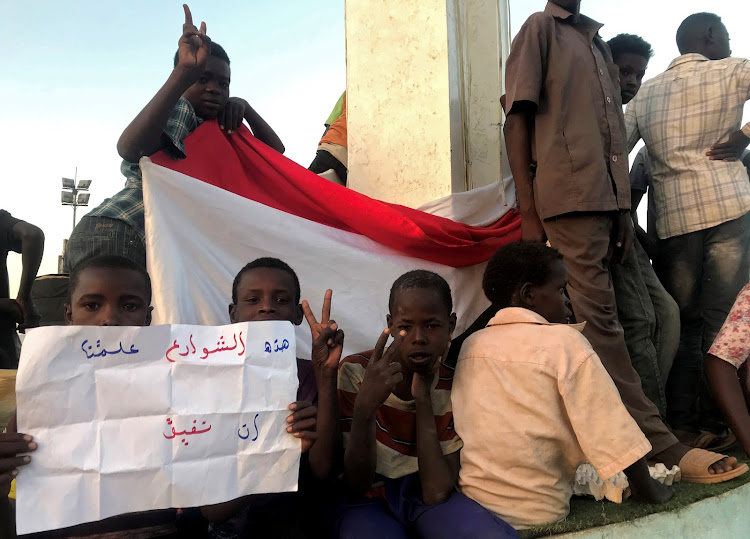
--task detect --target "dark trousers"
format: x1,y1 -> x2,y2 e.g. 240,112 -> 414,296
544,212 -> 678,457
309,150 -> 348,184
659,211 -> 750,431
334,474 -> 518,539
611,236 -> 680,417
0,319 -> 18,369
64,216 -> 146,272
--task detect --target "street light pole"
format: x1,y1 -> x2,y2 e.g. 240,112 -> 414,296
72,168 -> 77,233
60,170 -> 92,272
61,168 -> 92,235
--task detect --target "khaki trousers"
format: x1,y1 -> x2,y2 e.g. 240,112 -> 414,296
544,212 -> 678,457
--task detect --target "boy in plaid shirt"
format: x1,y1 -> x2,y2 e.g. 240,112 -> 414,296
65,4 -> 284,272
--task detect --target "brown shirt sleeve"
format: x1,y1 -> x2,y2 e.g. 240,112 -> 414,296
504,13 -> 551,114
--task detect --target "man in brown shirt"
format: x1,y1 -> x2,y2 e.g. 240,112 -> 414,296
503,0 -> 742,479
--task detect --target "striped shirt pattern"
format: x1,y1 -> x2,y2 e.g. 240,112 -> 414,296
626,54 -> 750,239
338,350 -> 462,486
88,98 -> 202,241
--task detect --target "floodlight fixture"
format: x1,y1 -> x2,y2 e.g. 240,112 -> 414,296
61,169 -> 94,235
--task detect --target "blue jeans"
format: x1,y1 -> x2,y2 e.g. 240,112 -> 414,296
659,211 -> 750,430
611,236 -> 680,418
334,474 -> 518,539
64,216 -> 146,272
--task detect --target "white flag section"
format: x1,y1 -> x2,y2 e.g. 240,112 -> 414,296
142,159 -> 493,359
15,322 -> 300,535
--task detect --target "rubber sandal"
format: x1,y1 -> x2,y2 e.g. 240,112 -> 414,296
678,448 -> 749,484
673,429 -> 737,452
705,431 -> 737,453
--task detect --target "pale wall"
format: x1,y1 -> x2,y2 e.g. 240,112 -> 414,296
346,0 -> 456,206
346,0 -> 510,208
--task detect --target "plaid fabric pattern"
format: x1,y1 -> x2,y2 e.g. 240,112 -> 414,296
88,98 -> 202,240
626,54 -> 750,239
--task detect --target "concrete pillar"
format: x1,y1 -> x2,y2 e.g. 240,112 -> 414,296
345,0 -> 510,208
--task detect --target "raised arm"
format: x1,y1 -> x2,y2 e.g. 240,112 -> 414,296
117,5 -> 209,163
12,220 -> 44,330
302,290 -> 343,479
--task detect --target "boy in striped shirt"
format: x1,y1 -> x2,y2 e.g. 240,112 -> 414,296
335,270 -> 517,538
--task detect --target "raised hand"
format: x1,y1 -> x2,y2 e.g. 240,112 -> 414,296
302,289 -> 333,342
355,329 -> 406,416
286,401 -> 318,453
302,290 -> 344,375
177,4 -> 211,72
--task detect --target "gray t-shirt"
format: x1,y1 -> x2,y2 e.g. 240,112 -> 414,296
629,146 -> 657,241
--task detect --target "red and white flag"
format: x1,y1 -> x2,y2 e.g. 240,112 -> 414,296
143,123 -> 520,358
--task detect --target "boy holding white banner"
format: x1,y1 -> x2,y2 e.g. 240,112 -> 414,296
1,255 -> 318,537
203,257 -> 344,538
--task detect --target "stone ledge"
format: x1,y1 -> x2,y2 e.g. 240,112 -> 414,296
558,481 -> 750,538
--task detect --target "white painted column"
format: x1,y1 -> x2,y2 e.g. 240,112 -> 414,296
345,0 -> 510,208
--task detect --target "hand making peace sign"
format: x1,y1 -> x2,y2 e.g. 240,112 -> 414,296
355,329 -> 407,415
302,289 -> 345,376
177,5 -> 211,72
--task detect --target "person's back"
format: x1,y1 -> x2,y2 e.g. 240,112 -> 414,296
452,242 -> 674,529
456,308 -> 643,528
626,13 -> 750,240
309,93 -> 348,185
628,58 -> 750,236
625,12 -> 750,442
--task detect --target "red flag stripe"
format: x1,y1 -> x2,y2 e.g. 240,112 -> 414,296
150,122 -> 521,268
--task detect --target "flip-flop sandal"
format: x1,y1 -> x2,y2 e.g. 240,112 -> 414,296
679,448 -> 749,484
673,429 -> 736,452
705,431 -> 737,453
673,429 -> 715,448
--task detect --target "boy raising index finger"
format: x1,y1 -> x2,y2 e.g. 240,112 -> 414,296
65,4 -> 285,273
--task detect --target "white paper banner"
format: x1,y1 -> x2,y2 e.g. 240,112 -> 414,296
15,321 -> 300,535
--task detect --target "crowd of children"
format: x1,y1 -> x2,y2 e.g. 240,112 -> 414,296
3,0 -> 750,537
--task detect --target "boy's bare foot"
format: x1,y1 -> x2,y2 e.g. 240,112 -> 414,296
629,474 -> 674,504
652,442 -> 739,475
624,458 -> 674,504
